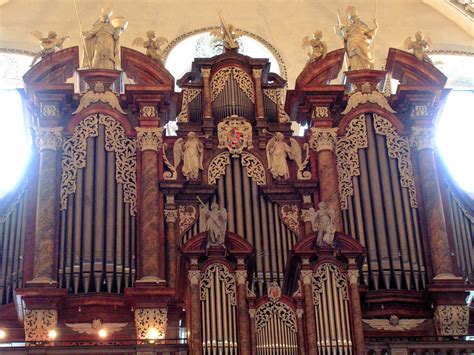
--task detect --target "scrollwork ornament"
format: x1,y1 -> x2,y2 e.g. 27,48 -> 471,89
23,309 -> 58,342
410,126 -> 435,151
177,88 -> 201,122
280,204 -> 301,237
162,143 -> 177,180
433,305 -> 469,336
336,115 -> 368,210
255,301 -> 297,333
312,263 -> 348,306
263,88 -> 290,123
200,263 -> 236,306
241,152 -> 266,185
309,127 -> 338,152
34,126 -> 63,151
135,127 -> 164,151
134,308 -> 167,340
208,152 -> 231,185
211,67 -> 255,103
374,114 -> 418,208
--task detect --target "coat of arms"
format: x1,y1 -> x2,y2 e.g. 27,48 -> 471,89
217,115 -> 253,156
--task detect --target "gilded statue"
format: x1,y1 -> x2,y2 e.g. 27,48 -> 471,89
30,31 -> 70,66
302,30 -> 327,65
132,30 -> 168,64
199,199 -> 228,249
210,11 -> 243,51
173,132 -> 204,181
81,6 -> 128,70
266,132 -> 303,180
303,202 -> 336,247
404,32 -> 432,63
336,6 -> 378,70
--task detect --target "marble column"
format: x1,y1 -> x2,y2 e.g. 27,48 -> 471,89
411,127 -> 454,276
249,308 -> 257,355
252,69 -> 265,119
301,269 -> 317,355
201,68 -> 212,119
136,127 -> 164,282
296,308 -> 306,355
236,269 -> 251,355
30,127 -> 62,284
309,127 -> 343,231
188,269 -> 202,355
348,268 -> 365,355
164,208 -> 178,288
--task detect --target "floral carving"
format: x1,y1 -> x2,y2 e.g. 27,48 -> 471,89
434,305 -> 469,336
211,67 -> 255,103
60,114 -> 137,215
280,204 -> 301,237
312,263 -> 348,306
241,152 -> 266,185
135,127 -> 164,151
335,115 -> 368,210
23,309 -> 58,342
374,114 -> 418,208
134,308 -> 167,340
255,301 -> 297,333
208,152 -> 231,185
200,263 -> 236,306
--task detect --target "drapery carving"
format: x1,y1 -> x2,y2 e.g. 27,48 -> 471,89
200,263 -> 236,306
312,263 -> 348,306
255,301 -> 297,333
263,88 -> 290,122
60,114 -> 137,215
177,88 -> 202,122
373,114 -> 418,208
134,308 -> 168,340
211,66 -> 255,103
208,151 -> 266,186
336,115 -> 368,210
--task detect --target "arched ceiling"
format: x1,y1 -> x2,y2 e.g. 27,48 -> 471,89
0,0 -> 472,87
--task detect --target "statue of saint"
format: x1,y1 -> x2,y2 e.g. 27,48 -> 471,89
336,6 -> 378,70
202,203 -> 228,249
303,202 -> 336,247
173,132 -> 204,181
81,7 -> 127,69
266,133 -> 304,180
404,31 -> 432,63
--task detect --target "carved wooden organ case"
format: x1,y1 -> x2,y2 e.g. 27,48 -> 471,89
0,42 -> 471,354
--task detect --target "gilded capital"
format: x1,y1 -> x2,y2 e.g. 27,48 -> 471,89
164,209 -> 178,223
252,68 -> 262,78
34,126 -> 63,151
188,270 -> 201,285
201,68 -> 211,78
296,309 -> 304,318
135,127 -> 164,151
347,269 -> 359,285
309,127 -> 338,152
235,270 -> 247,285
410,126 -> 434,151
300,269 -> 313,285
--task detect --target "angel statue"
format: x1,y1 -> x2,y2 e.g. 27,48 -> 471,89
302,30 -> 328,66
266,132 -> 303,180
132,30 -> 168,64
30,31 -> 70,66
199,198 -> 228,249
336,6 -> 378,70
303,202 -> 336,247
81,6 -> 128,70
210,11 -> 243,51
173,132 -> 204,181
404,31 -> 432,63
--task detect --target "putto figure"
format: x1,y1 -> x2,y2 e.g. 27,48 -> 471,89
302,30 -> 328,66
303,202 -> 336,247
336,6 -> 378,70
132,30 -> 168,64
173,132 -> 204,181
201,202 -> 228,249
266,132 -> 303,180
30,31 -> 70,67
404,31 -> 432,63
81,6 -> 128,69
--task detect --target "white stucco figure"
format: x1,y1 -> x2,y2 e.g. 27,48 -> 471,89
304,202 -> 336,247
266,132 -> 304,180
173,132 -> 204,181
202,203 -> 228,248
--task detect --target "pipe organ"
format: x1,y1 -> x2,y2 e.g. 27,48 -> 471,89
0,30 -> 471,354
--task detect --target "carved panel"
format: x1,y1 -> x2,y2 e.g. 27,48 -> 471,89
200,263 -> 236,306
177,88 -> 201,122
134,308 -> 167,340
178,205 -> 197,236
23,309 -> 58,342
255,301 -> 297,333
280,204 -> 301,237
434,305 -> 469,336
312,263 -> 348,306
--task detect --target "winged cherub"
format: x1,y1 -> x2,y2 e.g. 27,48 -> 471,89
404,31 -> 432,63
266,132 -> 305,180
133,30 -> 168,64
173,132 -> 204,181
30,31 -> 70,66
302,30 -> 328,66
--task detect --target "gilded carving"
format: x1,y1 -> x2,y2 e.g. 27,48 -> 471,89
34,126 -> 63,151
188,270 -> 201,285
235,270 -> 247,285
241,152 -> 267,185
132,30 -> 168,64
312,263 -> 348,306
341,82 -> 396,115
40,103 -> 59,118
312,106 -> 329,119
300,269 -> 313,285
433,305 -> 469,336
178,205 -> 197,236
23,309 -> 58,342
280,204 -> 301,237
162,143 -> 178,180
404,32 -> 432,63
60,114 -> 137,215
208,152 -> 231,185
335,115 -> 368,209
255,301 -> 297,333
217,115 -> 253,156
65,319 -> 127,335
73,83 -> 126,115
363,315 -> 426,331
374,114 -> 418,208
263,88 -> 290,123
134,308 -> 167,340
347,269 -> 360,285
200,263 -> 236,306
176,88 -> 201,122
135,127 -> 164,151
211,67 -> 255,103
302,30 -> 328,65
309,127 -> 338,152
140,105 -> 157,118
164,209 -> 178,223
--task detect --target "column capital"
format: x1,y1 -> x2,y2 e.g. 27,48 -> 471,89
188,270 -> 201,285
252,68 -> 263,78
248,309 -> 255,318
296,309 -> 304,318
300,269 -> 313,285
164,209 -> 178,223
201,68 -> 211,78
235,270 -> 247,285
34,126 -> 63,151
135,127 -> 164,151
347,269 -> 360,285
309,127 -> 338,152
410,126 -> 435,151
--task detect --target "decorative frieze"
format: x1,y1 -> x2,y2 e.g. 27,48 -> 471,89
433,305 -> 469,336
23,309 -> 58,342
135,127 -> 164,151
34,126 -> 63,151
410,126 -> 435,151
135,308 -> 167,340
309,127 -> 338,152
